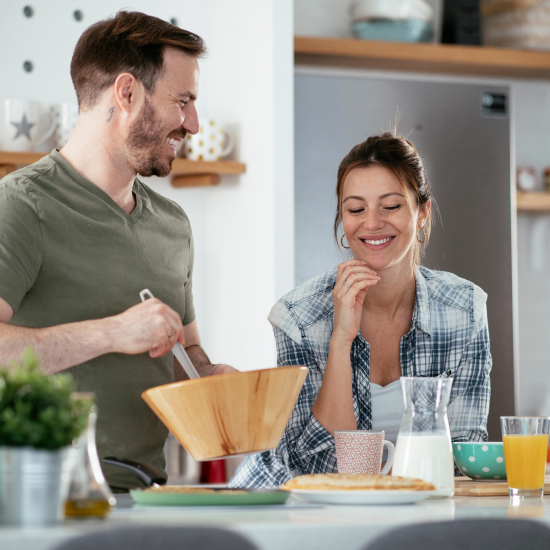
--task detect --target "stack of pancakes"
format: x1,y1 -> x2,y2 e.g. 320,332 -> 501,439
282,473 -> 436,491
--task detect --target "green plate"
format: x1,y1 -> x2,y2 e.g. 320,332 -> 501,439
130,488 -> 290,506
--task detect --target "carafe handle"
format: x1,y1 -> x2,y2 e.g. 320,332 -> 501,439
381,440 -> 395,475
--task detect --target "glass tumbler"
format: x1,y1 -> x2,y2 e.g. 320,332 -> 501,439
501,416 -> 550,498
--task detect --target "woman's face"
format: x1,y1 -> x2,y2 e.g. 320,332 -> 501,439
341,165 -> 429,271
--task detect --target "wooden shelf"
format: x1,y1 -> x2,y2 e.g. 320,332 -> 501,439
295,36 -> 550,79
517,191 -> 550,212
0,151 -> 245,187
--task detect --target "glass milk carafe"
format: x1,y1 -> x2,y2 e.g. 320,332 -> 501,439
65,406 -> 117,518
392,377 -> 455,497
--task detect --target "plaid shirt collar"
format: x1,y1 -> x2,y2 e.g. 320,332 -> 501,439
413,265 -> 431,336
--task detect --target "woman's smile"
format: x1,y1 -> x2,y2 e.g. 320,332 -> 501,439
358,235 -> 396,250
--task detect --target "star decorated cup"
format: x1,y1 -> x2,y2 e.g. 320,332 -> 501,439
0,99 -> 56,152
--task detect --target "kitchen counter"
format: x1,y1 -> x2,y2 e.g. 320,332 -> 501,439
2,495 -> 550,550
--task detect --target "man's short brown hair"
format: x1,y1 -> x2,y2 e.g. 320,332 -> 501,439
70,11 -> 206,110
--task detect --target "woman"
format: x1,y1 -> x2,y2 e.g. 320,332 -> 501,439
230,133 -> 491,488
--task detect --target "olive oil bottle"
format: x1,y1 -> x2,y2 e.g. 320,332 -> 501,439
65,404 -> 116,518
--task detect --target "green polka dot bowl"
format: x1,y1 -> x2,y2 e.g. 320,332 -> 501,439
453,442 -> 506,480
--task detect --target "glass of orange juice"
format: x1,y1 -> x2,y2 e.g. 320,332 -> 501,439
501,416 -> 550,498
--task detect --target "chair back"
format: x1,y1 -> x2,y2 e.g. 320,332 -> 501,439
364,519 -> 550,550
51,525 -> 258,550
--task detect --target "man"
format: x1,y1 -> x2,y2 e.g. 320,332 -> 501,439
0,11 -> 233,491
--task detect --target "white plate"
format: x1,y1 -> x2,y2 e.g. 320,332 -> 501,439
290,489 -> 438,505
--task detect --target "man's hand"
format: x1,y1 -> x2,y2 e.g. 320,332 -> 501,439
212,364 -> 238,375
111,298 -> 184,358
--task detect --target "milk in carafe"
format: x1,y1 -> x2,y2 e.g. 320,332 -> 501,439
391,377 -> 455,497
392,434 -> 455,495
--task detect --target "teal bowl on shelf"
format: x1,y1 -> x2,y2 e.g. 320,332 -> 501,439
453,442 -> 507,480
351,19 -> 434,43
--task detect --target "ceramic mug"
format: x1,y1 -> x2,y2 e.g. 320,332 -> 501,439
182,119 -> 235,161
0,99 -> 56,152
334,430 -> 395,475
50,103 -> 79,148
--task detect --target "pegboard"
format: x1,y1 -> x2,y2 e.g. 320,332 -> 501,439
0,0 -> 209,117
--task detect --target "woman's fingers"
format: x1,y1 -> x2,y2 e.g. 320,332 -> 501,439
344,270 -> 379,284
337,263 -> 378,288
337,260 -> 370,279
336,277 -> 378,302
338,259 -> 375,274
338,270 -> 379,293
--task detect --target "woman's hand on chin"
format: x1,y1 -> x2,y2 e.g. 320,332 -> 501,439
331,259 -> 380,346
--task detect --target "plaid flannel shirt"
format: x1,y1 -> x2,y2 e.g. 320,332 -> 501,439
230,266 -> 492,488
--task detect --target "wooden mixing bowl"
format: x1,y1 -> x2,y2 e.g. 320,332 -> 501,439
142,366 -> 308,461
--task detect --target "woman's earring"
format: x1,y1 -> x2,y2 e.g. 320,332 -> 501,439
340,234 -> 350,249
417,226 -> 426,244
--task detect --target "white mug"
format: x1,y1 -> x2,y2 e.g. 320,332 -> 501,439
50,103 -> 79,148
0,99 -> 56,152
182,119 -> 235,161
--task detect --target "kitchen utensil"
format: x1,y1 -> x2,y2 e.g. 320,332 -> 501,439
335,431 -> 394,474
65,405 -> 116,518
392,377 -> 455,497
452,442 -> 506,480
289,488 -> 437,505
0,99 -> 56,152
141,366 -> 308,461
454,476 -> 550,496
139,289 -> 199,380
130,488 -> 290,506
501,416 -> 550,498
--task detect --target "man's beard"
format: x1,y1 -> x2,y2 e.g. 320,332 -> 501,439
126,97 -> 177,178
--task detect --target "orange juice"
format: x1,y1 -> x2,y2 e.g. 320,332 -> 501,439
502,434 -> 549,489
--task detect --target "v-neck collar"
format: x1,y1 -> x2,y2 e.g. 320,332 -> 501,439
50,149 -> 144,224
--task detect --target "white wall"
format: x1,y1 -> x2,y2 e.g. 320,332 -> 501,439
202,0 -> 294,367
0,0 -> 294,371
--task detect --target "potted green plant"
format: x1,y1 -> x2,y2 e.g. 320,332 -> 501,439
0,349 -> 93,526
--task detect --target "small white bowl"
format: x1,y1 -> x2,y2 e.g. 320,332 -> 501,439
350,0 -> 434,24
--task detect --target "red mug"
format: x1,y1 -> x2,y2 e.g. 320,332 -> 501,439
334,430 -> 395,475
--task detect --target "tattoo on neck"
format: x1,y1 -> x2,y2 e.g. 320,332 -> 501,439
106,107 -> 114,122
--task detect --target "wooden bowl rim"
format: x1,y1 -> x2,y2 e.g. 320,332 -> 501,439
141,365 -> 308,398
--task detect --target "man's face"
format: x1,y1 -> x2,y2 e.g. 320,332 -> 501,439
125,48 -> 200,178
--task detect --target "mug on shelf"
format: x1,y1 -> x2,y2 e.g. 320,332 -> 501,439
50,103 -> 79,148
0,99 -> 56,152
335,430 -> 395,475
182,119 -> 235,161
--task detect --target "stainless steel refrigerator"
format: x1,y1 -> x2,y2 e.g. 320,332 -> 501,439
294,69 -> 515,439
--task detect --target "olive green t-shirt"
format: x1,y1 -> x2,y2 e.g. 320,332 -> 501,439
0,150 -> 195,489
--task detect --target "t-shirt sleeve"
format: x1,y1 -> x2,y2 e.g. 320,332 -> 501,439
0,184 -> 44,313
182,232 -> 195,326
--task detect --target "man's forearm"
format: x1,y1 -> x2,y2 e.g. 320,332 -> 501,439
0,319 -> 115,374
184,344 -> 218,377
